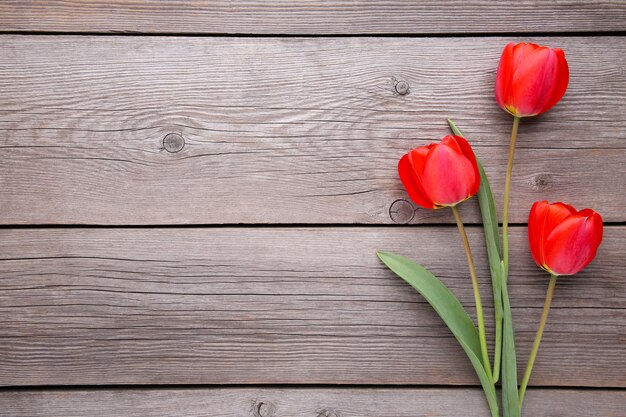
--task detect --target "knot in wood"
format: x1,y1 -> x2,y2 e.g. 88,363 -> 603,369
163,133 -> 185,153
530,173 -> 553,191
395,80 -> 410,95
389,199 -> 415,224
253,401 -> 276,417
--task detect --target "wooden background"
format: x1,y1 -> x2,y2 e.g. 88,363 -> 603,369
1,1 -> 625,415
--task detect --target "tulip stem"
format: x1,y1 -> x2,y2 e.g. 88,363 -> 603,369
503,116 -> 521,280
519,273 -> 557,410
451,205 -> 492,379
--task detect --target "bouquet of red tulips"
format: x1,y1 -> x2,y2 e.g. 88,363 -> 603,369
378,42 -> 603,417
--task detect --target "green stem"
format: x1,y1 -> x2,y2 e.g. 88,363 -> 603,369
519,273 -> 558,410
503,116 -> 521,279
451,205 -> 493,380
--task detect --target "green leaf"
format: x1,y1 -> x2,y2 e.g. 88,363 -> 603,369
447,118 -> 464,136
476,160 -> 502,262
448,118 -> 504,382
477,159 -> 504,382
448,118 -> 520,414
501,260 -> 520,417
377,251 -> 499,417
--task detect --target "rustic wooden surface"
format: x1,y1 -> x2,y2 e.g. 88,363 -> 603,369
1,388 -> 625,417
1,1 -> 624,415
1,227 -> 623,387
1,36 -> 624,225
0,1 -> 625,34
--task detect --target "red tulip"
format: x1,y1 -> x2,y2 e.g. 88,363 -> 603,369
398,135 -> 480,209
495,42 -> 569,117
528,201 -> 603,276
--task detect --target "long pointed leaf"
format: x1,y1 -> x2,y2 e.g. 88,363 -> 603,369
502,295 -> 520,417
448,118 -> 505,382
477,160 -> 504,381
501,260 -> 520,417
448,118 -> 519,414
447,118 -> 464,137
377,251 -> 499,417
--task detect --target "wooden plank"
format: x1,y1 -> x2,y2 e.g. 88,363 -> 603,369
1,387 -> 624,416
0,1 -> 625,34
0,226 -> 623,387
1,36 -> 624,225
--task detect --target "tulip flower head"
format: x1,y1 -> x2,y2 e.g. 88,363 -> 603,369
495,42 -> 569,117
398,135 -> 480,209
528,201 -> 603,276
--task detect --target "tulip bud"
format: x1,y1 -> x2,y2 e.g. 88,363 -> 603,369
528,201 -> 603,276
495,42 -> 569,117
398,135 -> 480,209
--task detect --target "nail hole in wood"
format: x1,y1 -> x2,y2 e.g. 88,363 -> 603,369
389,199 -> 415,224
254,401 -> 275,417
395,80 -> 410,95
163,133 -> 185,153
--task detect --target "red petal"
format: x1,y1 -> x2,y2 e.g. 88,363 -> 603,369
420,140 -> 476,206
407,146 -> 430,180
528,201 -> 549,268
586,211 -> 604,249
509,46 -> 553,116
451,135 -> 480,196
528,201 -> 576,270
495,43 -> 515,112
513,42 -> 540,67
440,135 -> 463,153
535,48 -> 569,115
398,152 -> 435,209
544,211 -> 603,275
543,202 -> 577,237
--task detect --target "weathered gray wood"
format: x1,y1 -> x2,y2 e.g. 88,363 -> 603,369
0,1 -> 624,34
1,226 -> 623,387
1,36 -> 624,225
1,387 -> 625,417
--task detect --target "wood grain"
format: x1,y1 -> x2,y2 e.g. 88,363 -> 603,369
0,1 -> 625,34
1,387 -> 625,417
1,226 -> 623,387
1,36 -> 624,225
